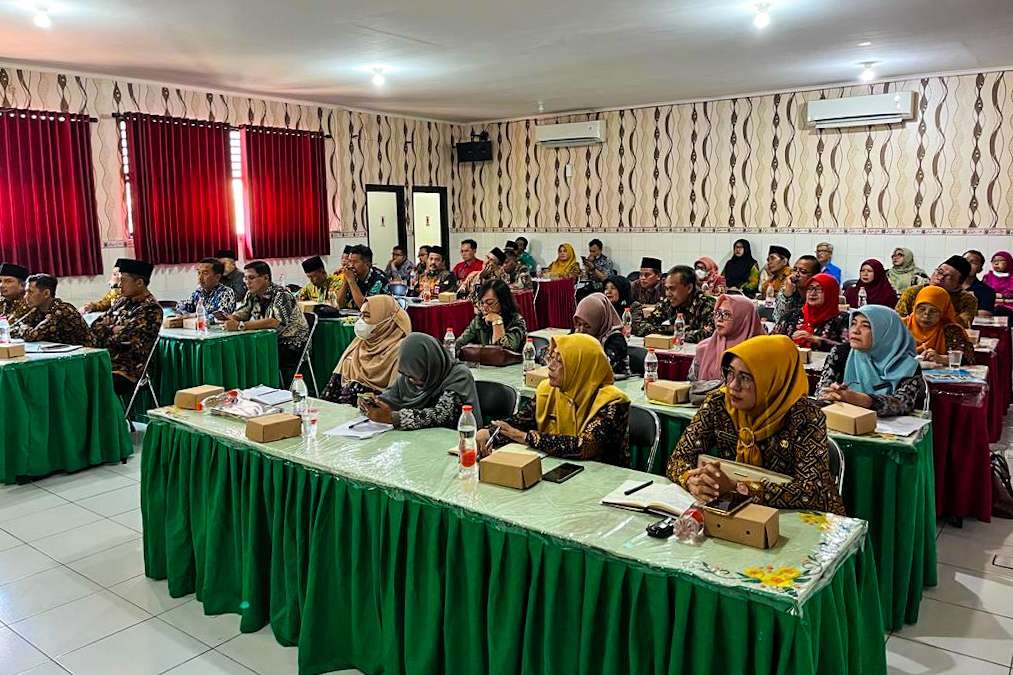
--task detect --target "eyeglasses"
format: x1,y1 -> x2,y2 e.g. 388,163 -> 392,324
806,286 -> 824,295
713,309 -> 734,321
816,248 -> 832,254
722,367 -> 755,388
914,305 -> 941,318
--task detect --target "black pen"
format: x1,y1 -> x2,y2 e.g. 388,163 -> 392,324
624,480 -> 653,496
349,418 -> 370,430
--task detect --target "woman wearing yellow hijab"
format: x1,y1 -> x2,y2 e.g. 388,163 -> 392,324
476,333 -> 631,466
667,335 -> 844,514
546,243 -> 581,279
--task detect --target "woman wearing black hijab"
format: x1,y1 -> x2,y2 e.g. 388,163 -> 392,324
722,239 -> 760,298
603,274 -> 633,315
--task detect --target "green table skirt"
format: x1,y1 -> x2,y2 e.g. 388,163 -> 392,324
308,321 -> 355,392
1,350 -> 132,483
142,420 -> 886,675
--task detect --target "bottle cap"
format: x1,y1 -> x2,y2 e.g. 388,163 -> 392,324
294,374 -> 303,379
462,405 -> 473,412
647,347 -> 655,353
527,337 -> 533,342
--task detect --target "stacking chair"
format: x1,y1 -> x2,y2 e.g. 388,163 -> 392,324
629,404 -> 662,474
476,381 -> 519,422
288,313 -> 320,395
827,437 -> 846,494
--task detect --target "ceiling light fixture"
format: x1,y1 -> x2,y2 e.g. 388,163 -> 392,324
859,62 -> 876,82
370,68 -> 385,88
857,40 -> 872,47
32,7 -> 51,28
753,3 -> 771,29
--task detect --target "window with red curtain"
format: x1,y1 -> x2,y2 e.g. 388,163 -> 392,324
0,109 -> 103,277
122,113 -> 235,265
241,126 -> 328,259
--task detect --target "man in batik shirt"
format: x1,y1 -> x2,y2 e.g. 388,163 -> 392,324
296,255 -> 343,303
11,274 -> 91,346
176,258 -> 237,321
0,262 -> 30,325
335,245 -> 390,310
82,262 -> 122,313
632,265 -> 716,342
412,246 -> 458,298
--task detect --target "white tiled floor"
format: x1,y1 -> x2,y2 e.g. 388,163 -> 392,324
1,422 -> 1013,674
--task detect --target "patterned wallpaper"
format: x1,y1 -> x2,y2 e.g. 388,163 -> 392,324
0,65 -> 455,246
452,70 -> 1013,235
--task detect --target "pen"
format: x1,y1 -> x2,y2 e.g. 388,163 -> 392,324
349,418 -> 370,429
624,480 -> 653,496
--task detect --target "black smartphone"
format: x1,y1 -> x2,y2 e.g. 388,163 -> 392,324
543,462 -> 584,483
702,492 -> 752,516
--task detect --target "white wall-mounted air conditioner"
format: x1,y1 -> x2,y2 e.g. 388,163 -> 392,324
807,91 -> 917,129
534,120 -> 606,147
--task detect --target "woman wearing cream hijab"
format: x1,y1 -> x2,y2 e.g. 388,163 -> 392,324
668,335 -> 844,514
321,295 -> 411,404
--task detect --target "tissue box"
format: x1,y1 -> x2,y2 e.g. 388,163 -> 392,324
823,401 -> 877,435
702,503 -> 780,549
162,316 -> 184,329
524,366 -> 550,388
645,379 -> 690,404
0,342 -> 26,359
245,413 -> 302,443
479,449 -> 542,489
797,347 -> 811,364
438,291 -> 458,303
174,385 -> 225,410
644,334 -> 677,350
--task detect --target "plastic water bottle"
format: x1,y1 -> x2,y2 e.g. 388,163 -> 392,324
457,405 -> 478,481
195,297 -> 208,335
290,374 -> 308,415
674,507 -> 706,542
858,287 -> 868,307
621,307 -> 632,337
673,313 -> 686,347
0,316 -> 8,343
644,348 -> 658,384
444,328 -> 456,360
522,338 -> 536,372
765,284 -> 776,307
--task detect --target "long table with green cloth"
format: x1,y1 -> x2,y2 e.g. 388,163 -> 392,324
473,363 -> 936,631
142,401 -> 886,675
308,318 -> 356,388
156,327 -> 279,401
0,347 -> 132,483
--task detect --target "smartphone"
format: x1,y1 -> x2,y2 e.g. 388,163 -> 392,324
542,462 -> 584,483
702,492 -> 752,516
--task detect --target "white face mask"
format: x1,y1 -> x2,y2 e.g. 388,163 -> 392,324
354,318 -> 375,340
994,270 -> 1010,278
695,268 -> 708,280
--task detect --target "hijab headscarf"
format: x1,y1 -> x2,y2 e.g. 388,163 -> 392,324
548,243 -> 580,278
604,274 -> 632,312
901,285 -> 958,355
722,335 -> 810,467
535,334 -> 629,436
983,251 -> 1013,298
337,296 -> 412,391
843,306 -> 918,396
845,259 -> 898,308
694,295 -> 764,381
574,292 -> 624,345
796,273 -> 841,344
722,239 -> 757,289
887,248 -> 928,291
380,333 -> 483,425
695,256 -> 724,289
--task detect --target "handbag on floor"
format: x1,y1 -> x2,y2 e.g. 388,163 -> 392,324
990,452 -> 1013,519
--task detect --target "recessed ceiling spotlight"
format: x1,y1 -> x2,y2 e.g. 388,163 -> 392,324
859,62 -> 876,82
753,3 -> 771,29
857,40 -> 872,47
370,68 -> 385,88
537,101 -> 545,113
32,6 -> 51,28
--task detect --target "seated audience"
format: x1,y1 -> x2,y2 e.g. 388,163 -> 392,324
895,255 -> 978,327
818,306 -> 923,417
845,259 -> 898,309
89,259 -> 162,395
886,247 -> 930,292
573,292 -> 630,376
335,245 -> 390,309
984,250 -> 1013,314
413,246 -> 458,297
82,263 -> 122,313
515,236 -> 538,275
295,256 -> 341,303
502,246 -> 533,290
772,255 -> 820,329
631,257 -> 664,305
721,239 -> 760,297
963,250 -> 996,316
546,243 -> 581,279
901,285 -> 975,366
667,334 -> 845,514
177,257 -> 237,318
577,238 -> 616,299
225,261 -> 310,375
786,273 -> 847,350
476,333 -> 630,466
321,295 -> 411,404
455,279 -> 527,353
385,245 -> 415,283
688,294 -> 763,382
816,242 -> 842,282
416,245 -> 431,272
216,249 -> 247,301
693,256 -> 725,293
0,262 -> 30,324
361,332 -> 483,430
11,274 -> 91,345
453,239 -> 483,282
459,247 -> 508,301
759,245 -> 793,298
632,265 -> 715,342
604,274 -> 633,316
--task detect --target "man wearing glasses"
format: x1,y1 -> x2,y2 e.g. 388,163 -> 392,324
895,255 -> 978,327
772,255 -> 821,333
815,242 -> 842,283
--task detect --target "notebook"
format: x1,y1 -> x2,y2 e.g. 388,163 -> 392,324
242,385 -> 293,406
600,480 -> 696,517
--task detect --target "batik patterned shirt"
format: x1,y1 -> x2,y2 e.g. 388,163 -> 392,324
176,284 -> 236,318
233,284 -> 309,350
11,298 -> 91,346
90,292 -> 162,381
0,295 -> 29,325
296,275 -> 343,303
631,280 -> 662,305
631,291 -> 716,343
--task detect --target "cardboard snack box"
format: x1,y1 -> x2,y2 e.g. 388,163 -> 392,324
246,413 -> 302,443
644,334 -> 677,350
0,342 -> 26,359
182,317 -> 199,330
524,366 -> 550,388
174,385 -> 225,410
703,503 -> 780,549
822,401 -> 877,436
438,291 -> 458,303
479,449 -> 542,489
645,380 -> 691,405
162,316 -> 184,329
797,347 -> 811,364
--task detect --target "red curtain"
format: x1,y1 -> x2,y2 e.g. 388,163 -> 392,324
123,113 -> 235,265
0,109 -> 103,276
241,126 -> 328,259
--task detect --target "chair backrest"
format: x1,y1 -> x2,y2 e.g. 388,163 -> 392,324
287,283 -> 302,293
628,345 -> 647,376
628,404 -> 661,474
530,335 -> 550,361
827,437 -> 845,494
396,296 -> 409,310
842,279 -> 858,292
919,376 -> 931,413
476,380 -> 519,422
157,300 -> 178,310
626,271 -> 641,282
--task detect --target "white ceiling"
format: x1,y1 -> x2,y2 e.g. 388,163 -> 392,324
3,0 -> 1013,122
